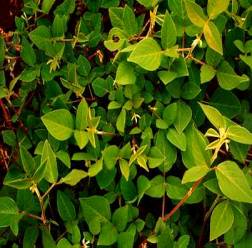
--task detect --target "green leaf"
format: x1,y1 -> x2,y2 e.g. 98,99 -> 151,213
226,125 -> 252,144
210,200 -> 234,241
116,61 -> 136,85
52,15 -> 67,37
158,226 -> 174,248
210,88 -> 241,119
182,125 -> 211,168
216,161 -> 252,203
137,175 -> 151,204
182,166 -> 209,184
103,145 -> 119,170
112,205 -> 128,232
163,103 -> 177,126
204,21 -> 223,55
57,191 -> 76,221
174,101 -> 192,133
136,0 -> 158,8
161,11 -> 177,49
224,204 -> 247,245
23,227 -> 39,248
41,227 -> 57,248
240,55 -> 252,69
199,103 -> 226,129
176,235 -> 190,248
166,176 -> 204,203
80,196 -> 111,234
41,140 -> 58,183
60,169 -> 88,186
92,77 -> 112,97
76,99 -> 88,130
20,146 -> 35,176
29,26 -> 51,52
74,130 -> 89,149
98,222 -> 118,246
216,61 -> 249,90
42,0 -> 56,13
41,109 -> 74,141
200,64 -> 216,84
117,231 -> 135,248
167,128 -> 187,151
128,38 -> 162,71
207,0 -> 230,19
116,108 -> 126,133
20,37 -> 36,66
0,197 -> 19,228
184,0 -> 207,27
145,175 -> 166,198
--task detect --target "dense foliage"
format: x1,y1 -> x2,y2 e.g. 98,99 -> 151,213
1,0 -> 252,247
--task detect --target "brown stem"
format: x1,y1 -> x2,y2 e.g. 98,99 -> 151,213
20,211 -> 43,222
162,178 -> 203,222
198,196 -> 220,247
0,99 -> 12,128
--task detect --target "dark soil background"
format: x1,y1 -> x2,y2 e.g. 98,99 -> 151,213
0,0 -> 23,30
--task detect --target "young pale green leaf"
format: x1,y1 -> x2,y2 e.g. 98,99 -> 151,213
116,108 -> 126,133
173,101 -> 192,134
182,165 -> 209,184
184,0 -> 207,27
76,99 -> 88,130
42,0 -> 56,13
103,145 -> 119,170
216,161 -> 252,203
216,61 -> 249,90
129,145 -> 147,166
161,11 -> 177,49
119,159 -> 130,181
60,169 -> 88,186
204,21 -> 223,55
115,61 -> 136,85
226,125 -> 252,144
199,103 -> 226,129
0,197 -> 19,228
20,37 -> 36,66
207,0 -> 230,19
210,200 -> 234,241
32,161 -> 47,183
200,64 -> 216,84
166,128 -> 187,151
20,146 -> 35,176
128,38 -> 162,71
88,159 -> 103,177
74,130 -> 89,149
57,191 -> 76,222
41,140 -> 58,183
41,109 -> 74,141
